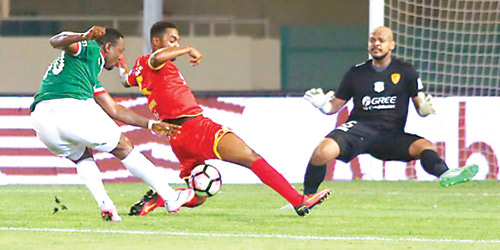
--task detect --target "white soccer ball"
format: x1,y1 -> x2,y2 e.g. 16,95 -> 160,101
188,164 -> 222,197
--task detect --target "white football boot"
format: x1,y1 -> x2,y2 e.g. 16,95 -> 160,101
165,188 -> 195,213
100,203 -> 122,222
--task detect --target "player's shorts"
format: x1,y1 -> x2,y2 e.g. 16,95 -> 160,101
168,115 -> 231,179
327,120 -> 423,163
31,98 -> 121,161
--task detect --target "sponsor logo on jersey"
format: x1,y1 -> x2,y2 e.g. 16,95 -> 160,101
373,81 -> 385,93
361,96 -> 397,110
391,73 -> 401,84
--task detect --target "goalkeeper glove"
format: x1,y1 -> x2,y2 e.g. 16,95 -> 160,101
416,92 -> 435,116
304,88 -> 334,114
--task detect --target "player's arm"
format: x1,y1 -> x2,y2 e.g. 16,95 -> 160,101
116,55 -> 131,88
150,46 -> 203,69
49,26 -> 105,55
412,92 -> 435,117
324,97 -> 347,114
304,88 -> 347,114
118,57 -> 143,88
94,92 -> 181,137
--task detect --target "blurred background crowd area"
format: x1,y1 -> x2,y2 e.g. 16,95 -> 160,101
1,0 -> 367,38
0,0 -> 498,96
0,0 -> 369,94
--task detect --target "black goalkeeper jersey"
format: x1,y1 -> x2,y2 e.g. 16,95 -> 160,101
335,58 -> 423,131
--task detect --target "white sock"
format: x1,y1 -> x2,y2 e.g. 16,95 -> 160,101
76,158 -> 115,210
121,148 -> 178,201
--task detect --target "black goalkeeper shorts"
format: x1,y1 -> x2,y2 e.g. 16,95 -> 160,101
326,120 -> 423,163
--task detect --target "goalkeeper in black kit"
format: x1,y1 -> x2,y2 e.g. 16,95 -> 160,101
302,26 -> 478,195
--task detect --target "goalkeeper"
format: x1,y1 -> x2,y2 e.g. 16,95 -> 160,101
302,26 -> 478,195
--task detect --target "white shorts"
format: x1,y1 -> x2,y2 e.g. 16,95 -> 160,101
31,98 -> 122,161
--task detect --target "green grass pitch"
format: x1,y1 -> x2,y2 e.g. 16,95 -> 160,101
0,181 -> 499,249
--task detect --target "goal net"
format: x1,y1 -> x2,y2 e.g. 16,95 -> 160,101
365,0 -> 500,181
382,0 -> 499,96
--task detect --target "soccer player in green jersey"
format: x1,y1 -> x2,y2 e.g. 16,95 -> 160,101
30,26 -> 195,222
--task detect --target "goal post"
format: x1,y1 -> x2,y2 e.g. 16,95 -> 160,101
369,0 -> 385,34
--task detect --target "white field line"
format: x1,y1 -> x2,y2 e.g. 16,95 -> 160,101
0,227 -> 499,244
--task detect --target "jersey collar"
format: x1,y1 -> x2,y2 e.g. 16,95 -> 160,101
370,59 -> 392,72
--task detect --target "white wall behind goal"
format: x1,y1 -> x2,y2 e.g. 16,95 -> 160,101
0,96 -> 498,185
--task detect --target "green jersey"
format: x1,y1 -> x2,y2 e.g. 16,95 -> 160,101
31,40 -> 106,111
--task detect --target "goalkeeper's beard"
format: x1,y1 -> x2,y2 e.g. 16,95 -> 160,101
372,51 -> 390,61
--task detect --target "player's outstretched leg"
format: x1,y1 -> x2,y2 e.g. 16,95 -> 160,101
439,164 -> 479,187
217,132 -> 333,216
294,188 -> 332,216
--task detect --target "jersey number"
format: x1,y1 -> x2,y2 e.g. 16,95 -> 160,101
43,52 -> 65,79
337,121 -> 358,132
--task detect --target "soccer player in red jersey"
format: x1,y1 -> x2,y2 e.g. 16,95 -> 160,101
118,21 -> 330,216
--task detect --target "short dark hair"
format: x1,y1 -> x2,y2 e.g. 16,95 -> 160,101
96,28 -> 124,46
150,21 -> 177,41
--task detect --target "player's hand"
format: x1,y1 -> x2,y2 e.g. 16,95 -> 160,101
116,54 -> 127,68
417,92 -> 436,116
82,26 -> 106,40
117,55 -> 130,87
188,47 -> 203,66
304,88 -> 334,113
149,121 -> 182,138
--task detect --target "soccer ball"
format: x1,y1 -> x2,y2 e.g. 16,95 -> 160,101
188,164 -> 222,197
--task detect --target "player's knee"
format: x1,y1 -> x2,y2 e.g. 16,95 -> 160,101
242,151 -> 261,167
410,139 -> 437,157
70,148 -> 93,163
311,139 -> 340,165
111,135 -> 134,159
118,136 -> 133,150
223,144 -> 260,167
311,145 -> 332,165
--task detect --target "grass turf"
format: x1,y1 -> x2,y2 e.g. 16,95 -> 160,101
0,180 -> 499,249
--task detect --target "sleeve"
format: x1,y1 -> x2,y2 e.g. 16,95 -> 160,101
68,41 -> 89,59
126,58 -> 142,87
93,82 -> 107,96
147,52 -> 166,70
406,65 -> 422,97
335,69 -> 354,101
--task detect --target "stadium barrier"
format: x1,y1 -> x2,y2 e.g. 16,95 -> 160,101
0,96 -> 498,185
